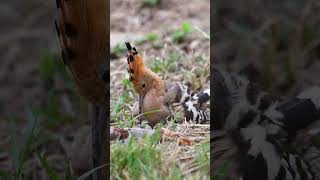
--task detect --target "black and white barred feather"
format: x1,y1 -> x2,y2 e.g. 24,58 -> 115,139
165,81 -> 210,124
212,67 -> 320,179
212,127 -> 315,180
213,67 -> 320,139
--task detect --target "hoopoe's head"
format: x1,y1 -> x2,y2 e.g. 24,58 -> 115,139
125,42 -> 163,96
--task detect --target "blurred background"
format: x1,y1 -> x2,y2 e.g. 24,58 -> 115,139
212,1 -> 320,179
0,1 -> 94,179
213,0 -> 320,96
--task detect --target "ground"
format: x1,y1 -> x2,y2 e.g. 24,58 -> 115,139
110,0 -> 210,179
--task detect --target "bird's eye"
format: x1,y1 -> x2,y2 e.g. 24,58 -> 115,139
142,84 -> 146,88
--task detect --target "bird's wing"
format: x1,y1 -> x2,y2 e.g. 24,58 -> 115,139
55,0 -> 109,105
213,67 -> 320,137
124,43 -> 210,126
163,81 -> 210,123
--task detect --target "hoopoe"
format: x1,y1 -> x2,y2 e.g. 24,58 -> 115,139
55,0 -> 109,179
212,67 -> 320,179
125,42 -> 210,128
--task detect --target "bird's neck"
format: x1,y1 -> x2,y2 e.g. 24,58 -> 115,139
145,68 -> 164,91
132,67 -> 164,96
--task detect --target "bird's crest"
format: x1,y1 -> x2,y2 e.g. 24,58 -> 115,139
55,0 -> 109,105
125,42 -> 163,96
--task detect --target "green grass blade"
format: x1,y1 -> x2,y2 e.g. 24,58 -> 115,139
64,161 -> 73,180
212,161 -> 227,180
15,117 -> 38,180
0,170 -> 13,180
36,153 -> 59,180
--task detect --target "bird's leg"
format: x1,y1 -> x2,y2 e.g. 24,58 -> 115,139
91,103 -> 108,180
138,95 -> 144,125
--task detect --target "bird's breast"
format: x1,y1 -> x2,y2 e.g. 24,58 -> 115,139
142,89 -> 170,127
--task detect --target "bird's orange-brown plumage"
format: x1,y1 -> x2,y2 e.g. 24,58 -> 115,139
56,0 -> 109,105
126,43 -> 169,127
126,48 -> 164,97
55,1 -> 109,179
126,43 -> 211,127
